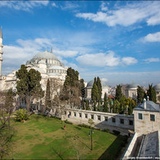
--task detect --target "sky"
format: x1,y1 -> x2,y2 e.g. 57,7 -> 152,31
0,0 -> 160,87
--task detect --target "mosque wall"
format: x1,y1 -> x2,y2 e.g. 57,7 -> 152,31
61,108 -> 134,135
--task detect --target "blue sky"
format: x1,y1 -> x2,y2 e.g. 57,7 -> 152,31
0,1 -> 160,86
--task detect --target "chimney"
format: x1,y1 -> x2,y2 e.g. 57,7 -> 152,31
143,98 -> 146,109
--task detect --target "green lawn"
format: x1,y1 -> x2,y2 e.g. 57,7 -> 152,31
7,115 -> 127,159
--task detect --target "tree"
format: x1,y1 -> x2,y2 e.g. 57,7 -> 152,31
112,99 -> 120,113
147,84 -> 156,103
61,67 -> 82,108
0,91 -> 14,159
4,88 -> 15,114
16,65 -> 44,111
96,77 -> 102,102
91,79 -> 99,110
127,98 -> 136,115
45,79 -> 51,111
115,85 -> 123,101
91,77 -> 103,111
137,86 -> 145,104
103,93 -> 108,112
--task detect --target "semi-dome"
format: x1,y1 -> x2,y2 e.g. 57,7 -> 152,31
154,83 -> 160,91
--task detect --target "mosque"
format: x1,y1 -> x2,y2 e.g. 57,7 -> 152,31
0,29 -> 67,93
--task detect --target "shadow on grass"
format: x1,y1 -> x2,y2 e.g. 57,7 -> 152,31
50,145 -> 65,160
98,135 -> 128,160
74,134 -> 91,150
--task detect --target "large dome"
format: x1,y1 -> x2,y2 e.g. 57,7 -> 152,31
32,51 -> 58,60
127,83 -> 138,89
154,83 -> 160,91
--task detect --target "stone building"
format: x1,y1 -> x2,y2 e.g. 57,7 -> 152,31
133,97 -> 160,135
154,83 -> 160,104
122,83 -> 138,100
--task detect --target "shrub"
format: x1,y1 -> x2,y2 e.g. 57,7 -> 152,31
78,123 -> 91,129
15,109 -> 29,122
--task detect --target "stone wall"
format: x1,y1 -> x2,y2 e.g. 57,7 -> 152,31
62,108 -> 134,135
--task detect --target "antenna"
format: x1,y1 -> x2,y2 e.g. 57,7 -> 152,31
50,47 -> 53,53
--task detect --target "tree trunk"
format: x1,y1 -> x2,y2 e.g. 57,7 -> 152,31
26,95 -> 31,111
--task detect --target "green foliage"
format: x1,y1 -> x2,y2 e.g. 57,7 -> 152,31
115,85 -> 123,101
14,109 -> 29,122
96,77 -> 102,101
147,84 -> 156,103
91,77 -> 102,110
103,93 -> 108,112
16,65 -> 44,111
61,67 -> 83,107
137,86 -> 145,103
88,118 -> 94,127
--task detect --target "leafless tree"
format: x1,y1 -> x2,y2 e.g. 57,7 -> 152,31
0,91 -> 15,159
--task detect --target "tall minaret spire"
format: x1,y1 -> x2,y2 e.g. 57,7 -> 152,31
0,27 -> 3,76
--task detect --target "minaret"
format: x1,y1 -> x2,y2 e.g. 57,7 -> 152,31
0,28 -> 3,76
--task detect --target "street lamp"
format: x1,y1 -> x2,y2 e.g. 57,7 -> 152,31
89,128 -> 94,150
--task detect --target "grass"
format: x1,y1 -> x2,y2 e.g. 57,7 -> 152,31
6,114 -> 127,159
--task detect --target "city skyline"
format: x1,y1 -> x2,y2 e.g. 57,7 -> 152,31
0,1 -> 160,86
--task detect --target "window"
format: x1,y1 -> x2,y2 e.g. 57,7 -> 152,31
91,115 -> 94,119
85,114 -> 88,118
98,115 -> 101,121
79,113 -> 82,118
112,118 -> 116,123
105,117 -> 108,121
150,114 -> 155,121
129,120 -> 133,125
120,119 -> 124,124
74,112 -> 76,117
138,113 -> 143,120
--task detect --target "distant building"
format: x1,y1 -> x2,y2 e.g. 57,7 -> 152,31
154,83 -> 160,104
121,83 -> 138,100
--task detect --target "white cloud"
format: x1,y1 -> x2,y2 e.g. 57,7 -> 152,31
100,2 -> 108,11
60,1 -> 79,10
142,32 -> 160,43
144,58 -> 160,63
76,52 -> 120,67
122,57 -> 138,65
0,0 -> 49,11
76,51 -> 137,67
76,2 -> 160,26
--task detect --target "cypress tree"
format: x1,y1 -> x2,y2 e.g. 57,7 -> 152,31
115,84 -> 123,101
137,86 -> 145,104
147,84 -> 156,103
45,79 -> 51,110
96,77 -> 102,102
103,92 -> 108,112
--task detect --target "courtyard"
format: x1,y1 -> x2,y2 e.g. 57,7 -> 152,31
6,114 -> 127,159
